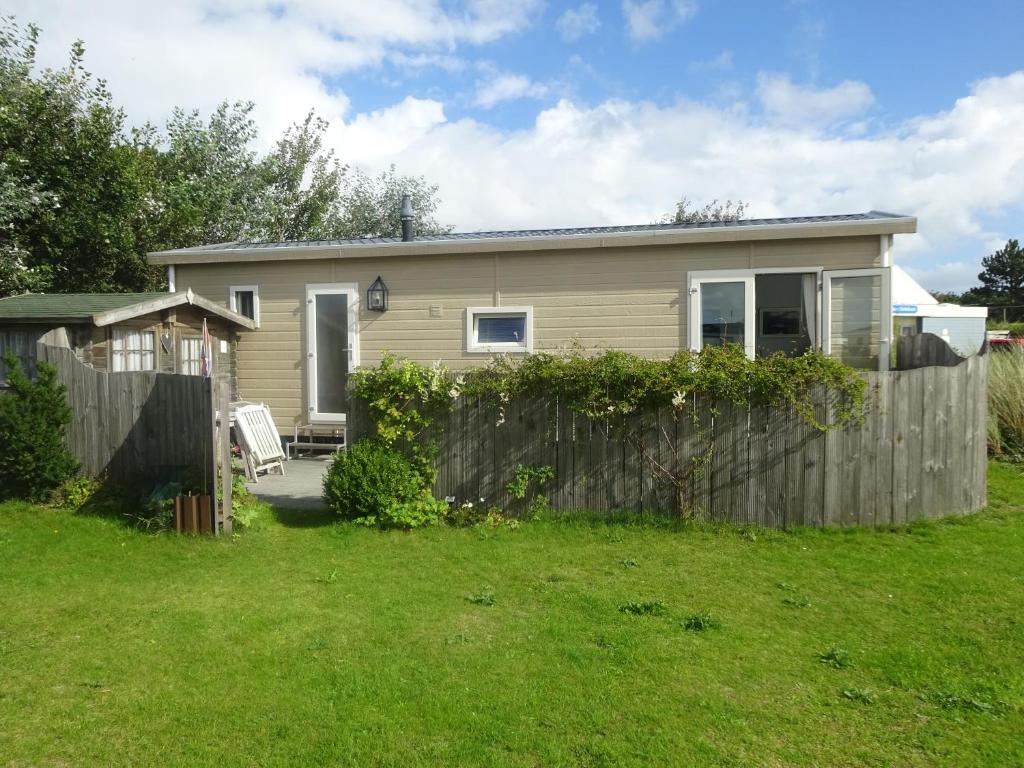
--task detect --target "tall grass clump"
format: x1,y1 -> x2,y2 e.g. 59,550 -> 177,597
988,346 -> 1024,456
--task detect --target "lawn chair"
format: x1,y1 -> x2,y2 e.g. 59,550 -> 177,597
233,404 -> 286,482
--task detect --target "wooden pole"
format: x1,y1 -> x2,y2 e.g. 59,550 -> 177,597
219,376 -> 233,534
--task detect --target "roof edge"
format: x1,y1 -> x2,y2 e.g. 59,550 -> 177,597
91,291 -> 256,330
148,214 -> 918,265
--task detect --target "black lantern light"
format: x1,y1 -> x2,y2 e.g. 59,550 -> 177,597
367,275 -> 388,312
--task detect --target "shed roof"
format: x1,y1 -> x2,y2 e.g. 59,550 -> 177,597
0,290 -> 255,329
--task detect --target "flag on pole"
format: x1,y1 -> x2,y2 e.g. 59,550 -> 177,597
200,317 -> 212,378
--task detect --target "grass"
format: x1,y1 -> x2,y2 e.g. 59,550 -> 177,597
989,345 -> 1024,455
1,463 -> 1023,767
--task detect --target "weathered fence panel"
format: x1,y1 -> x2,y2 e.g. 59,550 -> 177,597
36,343 -> 216,486
896,332 -> 968,370
352,348 -> 989,527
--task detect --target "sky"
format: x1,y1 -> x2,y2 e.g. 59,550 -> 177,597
10,0 -> 1024,291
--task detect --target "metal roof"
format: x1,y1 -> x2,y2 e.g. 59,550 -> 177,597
161,211 -> 912,254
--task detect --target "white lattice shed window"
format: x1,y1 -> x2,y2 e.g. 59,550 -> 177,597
111,328 -> 156,372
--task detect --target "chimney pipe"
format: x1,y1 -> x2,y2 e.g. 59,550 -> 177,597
400,194 -> 414,242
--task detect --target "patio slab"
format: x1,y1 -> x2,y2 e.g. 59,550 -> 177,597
246,455 -> 332,510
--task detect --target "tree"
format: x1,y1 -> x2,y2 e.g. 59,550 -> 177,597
660,197 -> 748,225
0,17 -> 159,293
975,239 -> 1024,305
0,16 -> 450,295
337,165 -> 450,239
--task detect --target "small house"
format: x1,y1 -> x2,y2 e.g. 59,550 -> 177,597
0,290 -> 255,386
148,208 -> 922,434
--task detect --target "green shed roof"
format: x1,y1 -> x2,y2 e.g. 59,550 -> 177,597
0,293 -> 171,321
0,291 -> 255,330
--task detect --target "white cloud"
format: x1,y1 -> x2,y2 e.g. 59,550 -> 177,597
473,72 -> 548,108
622,0 -> 698,42
756,72 -> 875,126
9,2 -> 1024,291
339,73 -> 1024,290
556,3 -> 601,42
9,0 -> 542,146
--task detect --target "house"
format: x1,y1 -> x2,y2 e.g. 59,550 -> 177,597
0,290 -> 254,383
148,208 -> 918,432
890,265 -> 988,356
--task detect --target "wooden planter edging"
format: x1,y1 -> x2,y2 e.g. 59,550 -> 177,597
174,494 -> 214,534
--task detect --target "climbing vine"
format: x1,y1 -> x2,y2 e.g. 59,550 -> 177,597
351,345 -> 866,515
349,353 -> 459,485
459,343 -> 865,429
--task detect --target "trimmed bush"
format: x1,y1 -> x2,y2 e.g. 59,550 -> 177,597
322,439 -> 423,521
0,354 -> 78,501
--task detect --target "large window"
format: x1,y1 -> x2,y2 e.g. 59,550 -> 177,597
229,285 -> 259,327
465,307 -> 533,353
111,328 -> 156,372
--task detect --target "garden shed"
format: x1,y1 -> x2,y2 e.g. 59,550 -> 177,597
0,289 -> 254,390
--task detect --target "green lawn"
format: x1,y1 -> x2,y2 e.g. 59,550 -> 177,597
2,465 -> 1023,767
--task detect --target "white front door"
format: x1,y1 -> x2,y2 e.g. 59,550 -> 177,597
821,268 -> 891,371
306,283 -> 359,422
687,275 -> 756,359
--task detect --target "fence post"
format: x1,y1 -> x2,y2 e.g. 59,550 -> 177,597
218,377 -> 232,533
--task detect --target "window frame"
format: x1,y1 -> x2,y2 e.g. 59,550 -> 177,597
687,267 -> 824,360
305,282 -> 360,423
229,284 -> 260,328
179,335 -> 207,376
110,327 -> 157,372
465,306 -> 534,354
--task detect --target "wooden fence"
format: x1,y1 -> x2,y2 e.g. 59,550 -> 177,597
35,343 -> 233,532
353,345 -> 989,527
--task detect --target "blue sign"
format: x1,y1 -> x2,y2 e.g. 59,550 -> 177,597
893,304 -> 918,314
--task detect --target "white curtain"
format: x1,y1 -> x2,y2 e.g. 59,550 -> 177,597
802,273 -> 818,348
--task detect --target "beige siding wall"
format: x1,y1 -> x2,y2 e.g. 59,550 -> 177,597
174,235 -> 881,429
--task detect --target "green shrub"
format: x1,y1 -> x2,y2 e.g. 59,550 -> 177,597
356,492 -> 448,530
322,439 -> 424,520
0,354 -> 78,501
52,474 -> 101,508
989,346 -> 1024,456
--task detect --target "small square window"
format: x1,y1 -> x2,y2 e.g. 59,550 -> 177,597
229,285 -> 259,327
466,307 -> 533,353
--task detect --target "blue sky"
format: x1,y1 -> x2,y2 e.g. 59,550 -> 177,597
349,1 -> 1024,127
13,0 -> 1024,291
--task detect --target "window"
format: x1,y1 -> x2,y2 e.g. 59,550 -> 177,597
466,307 -> 533,353
759,308 -> 802,337
229,285 -> 259,327
180,336 -> 204,375
111,328 -> 156,371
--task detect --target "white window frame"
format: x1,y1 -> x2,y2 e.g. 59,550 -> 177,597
306,283 -> 359,423
110,328 -> 157,372
465,306 -> 534,354
179,336 -> 206,376
821,267 -> 892,372
687,267 -> 824,360
229,285 -> 260,328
